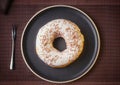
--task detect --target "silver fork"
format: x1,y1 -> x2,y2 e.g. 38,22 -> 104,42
10,25 -> 17,70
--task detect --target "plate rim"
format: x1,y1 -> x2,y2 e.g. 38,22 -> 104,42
21,5 -> 100,83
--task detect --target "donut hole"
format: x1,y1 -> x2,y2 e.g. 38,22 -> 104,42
53,37 -> 66,52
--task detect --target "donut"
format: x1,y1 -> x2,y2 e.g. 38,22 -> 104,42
36,19 -> 84,68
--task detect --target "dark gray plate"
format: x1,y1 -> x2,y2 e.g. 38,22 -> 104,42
21,5 -> 100,83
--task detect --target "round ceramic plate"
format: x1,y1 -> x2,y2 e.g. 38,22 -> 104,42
21,5 -> 100,83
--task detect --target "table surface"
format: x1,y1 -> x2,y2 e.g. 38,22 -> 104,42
0,0 -> 120,85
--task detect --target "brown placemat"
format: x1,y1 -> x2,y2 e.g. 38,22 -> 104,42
0,1 -> 120,85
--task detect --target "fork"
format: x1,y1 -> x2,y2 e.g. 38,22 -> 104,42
10,25 -> 17,70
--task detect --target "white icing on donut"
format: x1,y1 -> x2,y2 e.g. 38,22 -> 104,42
36,19 -> 84,68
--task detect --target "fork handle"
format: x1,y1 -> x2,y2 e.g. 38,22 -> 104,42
10,35 -> 15,70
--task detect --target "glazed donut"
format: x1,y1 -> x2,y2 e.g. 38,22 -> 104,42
36,19 -> 84,68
